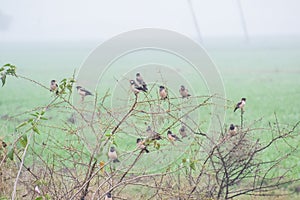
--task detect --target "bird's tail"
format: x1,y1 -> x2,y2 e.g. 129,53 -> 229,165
234,107 -> 238,112
113,159 -> 120,163
143,148 -> 150,153
143,85 -> 148,92
153,135 -> 162,140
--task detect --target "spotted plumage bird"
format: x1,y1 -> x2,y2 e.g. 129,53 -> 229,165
130,80 -> 147,94
234,98 -> 246,112
105,192 -> 112,200
108,146 -> 120,163
179,85 -> 191,98
146,126 -> 162,140
76,86 -> 93,101
136,73 -> 148,92
167,130 -> 182,142
50,80 -> 59,95
179,125 -> 187,138
159,86 -> 168,100
137,138 -> 149,153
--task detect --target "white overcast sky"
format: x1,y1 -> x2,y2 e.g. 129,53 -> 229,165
0,0 -> 300,42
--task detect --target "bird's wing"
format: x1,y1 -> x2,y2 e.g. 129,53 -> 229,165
82,88 -> 93,95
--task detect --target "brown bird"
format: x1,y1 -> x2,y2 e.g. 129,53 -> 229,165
167,130 -> 182,142
130,80 -> 146,94
136,73 -> 148,92
137,138 -> 149,153
159,86 -> 168,100
50,80 -> 59,95
76,86 -> 93,101
146,126 -> 162,140
108,146 -> 120,163
234,98 -> 246,112
179,125 -> 187,138
179,85 -> 191,98
228,124 -> 238,137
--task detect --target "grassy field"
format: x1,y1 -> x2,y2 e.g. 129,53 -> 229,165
0,38 -> 300,198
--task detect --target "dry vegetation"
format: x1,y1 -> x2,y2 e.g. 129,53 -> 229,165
1,64 -> 300,200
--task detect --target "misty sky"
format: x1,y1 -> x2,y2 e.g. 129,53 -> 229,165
0,0 -> 300,42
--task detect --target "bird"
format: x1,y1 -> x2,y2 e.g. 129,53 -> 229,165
136,73 -> 148,92
179,85 -> 191,98
234,98 -> 246,112
146,126 -> 162,140
137,138 -> 149,153
130,80 -> 147,94
179,125 -> 187,138
228,124 -> 237,137
76,86 -> 93,101
108,146 -> 120,163
50,80 -> 59,95
159,86 -> 168,100
105,192 -> 112,200
167,130 -> 182,142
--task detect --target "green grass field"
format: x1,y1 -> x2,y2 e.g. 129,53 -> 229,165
0,39 -> 300,199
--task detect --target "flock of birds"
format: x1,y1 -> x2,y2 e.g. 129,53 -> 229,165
50,73 -> 246,200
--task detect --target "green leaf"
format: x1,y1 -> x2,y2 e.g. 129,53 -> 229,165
7,147 -> 14,160
16,121 -> 29,129
32,126 -> 40,134
20,134 -> 28,148
190,161 -> 196,171
4,63 -> 10,67
35,197 -> 43,200
182,158 -> 187,163
30,113 -> 38,117
154,142 -> 160,150
105,133 -> 111,137
45,194 -> 51,200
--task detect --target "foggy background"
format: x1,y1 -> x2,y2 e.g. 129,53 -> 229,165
0,0 -> 300,42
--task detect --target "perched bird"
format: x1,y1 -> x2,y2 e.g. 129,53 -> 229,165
228,124 -> 237,137
159,86 -> 168,100
137,138 -> 149,153
76,86 -> 93,101
50,80 -> 59,95
146,126 -> 162,140
130,80 -> 147,94
108,146 -> 120,163
105,192 -> 112,200
167,130 -> 182,142
67,113 -> 76,124
234,98 -> 246,112
179,85 -> 191,98
179,125 -> 187,138
136,73 -> 148,92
